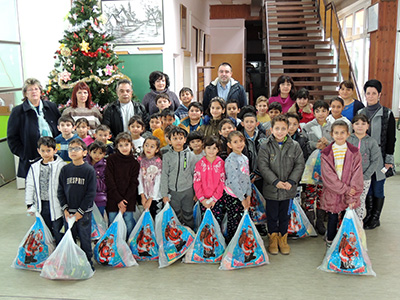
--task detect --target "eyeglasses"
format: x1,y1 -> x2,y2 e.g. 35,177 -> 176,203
26,87 -> 40,92
68,147 -> 83,152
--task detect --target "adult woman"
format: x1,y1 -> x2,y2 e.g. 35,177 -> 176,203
269,75 -> 296,113
357,79 -> 396,229
141,71 -> 180,115
62,82 -> 102,134
7,78 -> 61,178
338,80 -> 364,122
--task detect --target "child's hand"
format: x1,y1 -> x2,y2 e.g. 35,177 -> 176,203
276,181 -> 286,189
320,137 -> 328,145
162,196 -> 170,204
64,210 -> 70,219
348,188 -> 356,196
143,198 -> 152,210
74,212 -> 83,221
193,195 -> 198,202
242,196 -> 251,210
118,200 -> 128,213
283,182 -> 292,190
348,202 -> 356,209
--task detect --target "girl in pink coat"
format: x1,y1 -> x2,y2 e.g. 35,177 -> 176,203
320,120 -> 364,247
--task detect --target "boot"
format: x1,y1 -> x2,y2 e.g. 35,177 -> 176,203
305,210 -> 315,226
363,195 -> 374,226
278,233 -> 290,255
365,197 -> 384,230
268,232 -> 279,255
316,209 -> 326,236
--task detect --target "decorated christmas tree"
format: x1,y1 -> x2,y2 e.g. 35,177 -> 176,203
46,0 -> 136,108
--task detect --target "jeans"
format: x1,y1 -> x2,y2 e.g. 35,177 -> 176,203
108,211 -> 136,239
265,199 -> 291,235
367,174 -> 385,198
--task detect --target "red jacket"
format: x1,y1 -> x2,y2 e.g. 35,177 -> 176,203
320,142 -> 363,213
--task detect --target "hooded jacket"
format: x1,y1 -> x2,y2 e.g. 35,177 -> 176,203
203,78 -> 247,111
85,155 -> 107,207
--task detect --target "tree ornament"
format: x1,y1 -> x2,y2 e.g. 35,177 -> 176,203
97,68 -> 103,76
100,88 -> 104,93
59,70 -> 71,83
80,39 -> 90,53
104,64 -> 113,76
60,47 -> 71,57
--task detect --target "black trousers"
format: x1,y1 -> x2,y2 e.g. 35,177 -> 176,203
265,199 -> 291,235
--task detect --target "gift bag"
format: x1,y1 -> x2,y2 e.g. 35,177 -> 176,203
301,149 -> 322,184
318,209 -> 375,276
193,201 -> 202,233
94,212 -> 138,267
128,210 -> 159,261
249,184 -> 267,224
40,217 -> 94,280
288,194 -> 317,238
155,202 -> 195,268
91,204 -> 107,241
219,210 -> 269,270
221,213 -> 228,238
12,212 -> 55,271
183,209 -> 226,263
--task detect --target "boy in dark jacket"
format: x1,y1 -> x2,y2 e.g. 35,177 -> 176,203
286,113 -> 312,161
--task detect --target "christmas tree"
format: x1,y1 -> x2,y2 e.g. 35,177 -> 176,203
46,0 -> 137,108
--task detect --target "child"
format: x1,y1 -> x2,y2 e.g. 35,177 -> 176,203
58,138 -> 97,268
286,112 -> 312,161
94,124 -> 114,156
175,87 -> 193,120
226,98 -> 241,126
257,115 -> 305,255
155,94 -> 180,125
138,136 -> 163,219
269,75 -> 296,113
320,120 -> 363,247
160,125 -> 174,155
55,116 -> 80,162
75,118 -> 94,146
261,102 -> 282,135
153,108 -> 177,148
85,141 -> 107,216
179,102 -> 204,133
347,114 -> 381,223
193,135 -> 225,224
187,131 -> 205,159
302,100 -> 332,235
143,113 -> 162,139
218,118 -> 236,161
128,115 -> 146,155
200,97 -> 226,137
288,88 -> 314,126
26,137 -> 66,245
105,132 -> 140,237
338,80 -> 364,122
327,97 -> 352,132
161,127 -> 199,229
255,96 -> 270,124
222,131 -> 251,242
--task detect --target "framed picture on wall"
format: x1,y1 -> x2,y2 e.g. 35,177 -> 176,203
204,34 -> 210,63
193,26 -> 200,63
199,29 -> 204,52
367,3 -> 379,33
180,4 -> 187,49
101,0 -> 164,45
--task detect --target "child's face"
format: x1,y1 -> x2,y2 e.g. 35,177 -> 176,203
271,121 -> 289,142
352,120 -> 369,136
149,118 -> 162,131
162,116 -> 175,128
205,143 -> 219,160
296,97 -> 308,109
227,135 -> 245,154
170,134 -> 186,152
129,122 -> 144,138
210,102 -> 224,119
117,139 -> 133,156
37,145 -> 57,164
314,107 -> 329,123
95,130 -> 111,144
180,91 -> 193,106
330,100 -> 344,119
339,85 -> 353,101
76,123 -> 89,138
90,148 -> 106,164
279,81 -> 292,95
58,121 -> 75,136
156,97 -> 171,111
68,142 -> 87,162
189,139 -> 203,153
256,101 -> 268,114
219,123 -> 235,138
188,106 -> 202,121
226,103 -> 239,119
331,125 -> 350,146
288,117 -> 299,136
242,116 -> 258,133
143,139 -> 159,158
268,109 -> 281,119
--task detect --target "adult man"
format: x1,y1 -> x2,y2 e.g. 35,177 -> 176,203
103,79 -> 149,139
202,62 -> 247,111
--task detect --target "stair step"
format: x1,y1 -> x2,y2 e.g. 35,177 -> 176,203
268,17 -> 319,23
270,48 -> 331,53
269,23 -> 321,29
266,1 -> 315,6
269,29 -> 321,35
294,81 -> 340,86
309,90 -> 339,96
271,73 -> 338,77
270,41 -> 330,46
267,6 -> 316,11
269,36 -> 323,41
268,11 -> 317,17
270,64 -> 336,69
270,56 -> 333,60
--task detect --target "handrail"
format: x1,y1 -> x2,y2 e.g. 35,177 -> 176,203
316,0 -> 361,101
262,1 -> 272,98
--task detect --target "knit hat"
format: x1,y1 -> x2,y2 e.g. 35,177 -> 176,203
363,79 -> 382,93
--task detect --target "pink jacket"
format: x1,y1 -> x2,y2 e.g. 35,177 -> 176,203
193,156 -> 225,204
320,142 -> 363,213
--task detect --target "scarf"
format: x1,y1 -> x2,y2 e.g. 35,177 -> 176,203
120,101 -> 134,132
29,100 -> 52,137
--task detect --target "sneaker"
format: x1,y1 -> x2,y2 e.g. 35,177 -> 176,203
326,240 -> 332,249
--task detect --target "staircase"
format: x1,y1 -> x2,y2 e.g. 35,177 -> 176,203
265,0 -> 339,101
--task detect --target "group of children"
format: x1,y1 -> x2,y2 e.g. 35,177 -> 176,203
24,78 -> 380,269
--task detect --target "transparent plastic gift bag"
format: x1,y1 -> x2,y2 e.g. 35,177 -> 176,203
155,202 -> 195,268
193,201 -> 202,233
318,209 -> 375,276
184,209 -> 226,263
94,212 -> 138,267
219,210 -> 269,270
249,184 -> 267,224
288,193 -> 317,238
128,210 -> 159,261
12,212 -> 55,271
91,203 -> 107,241
221,213 -> 228,238
40,217 -> 94,280
301,149 -> 322,185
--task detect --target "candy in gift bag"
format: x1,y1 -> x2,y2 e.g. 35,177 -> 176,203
249,184 -> 267,224
219,210 -> 269,270
155,203 -> 195,268
288,194 -> 317,238
184,209 -> 226,263
193,201 -> 202,233
94,212 -> 138,267
128,210 -> 158,261
318,209 -> 375,276
301,149 -> 322,184
12,212 -> 55,271
91,203 -> 107,241
40,217 -> 94,280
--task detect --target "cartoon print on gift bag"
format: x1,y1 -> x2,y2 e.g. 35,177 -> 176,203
97,234 -> 115,265
91,203 -> 107,241
248,184 -> 267,224
287,192 -> 317,238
